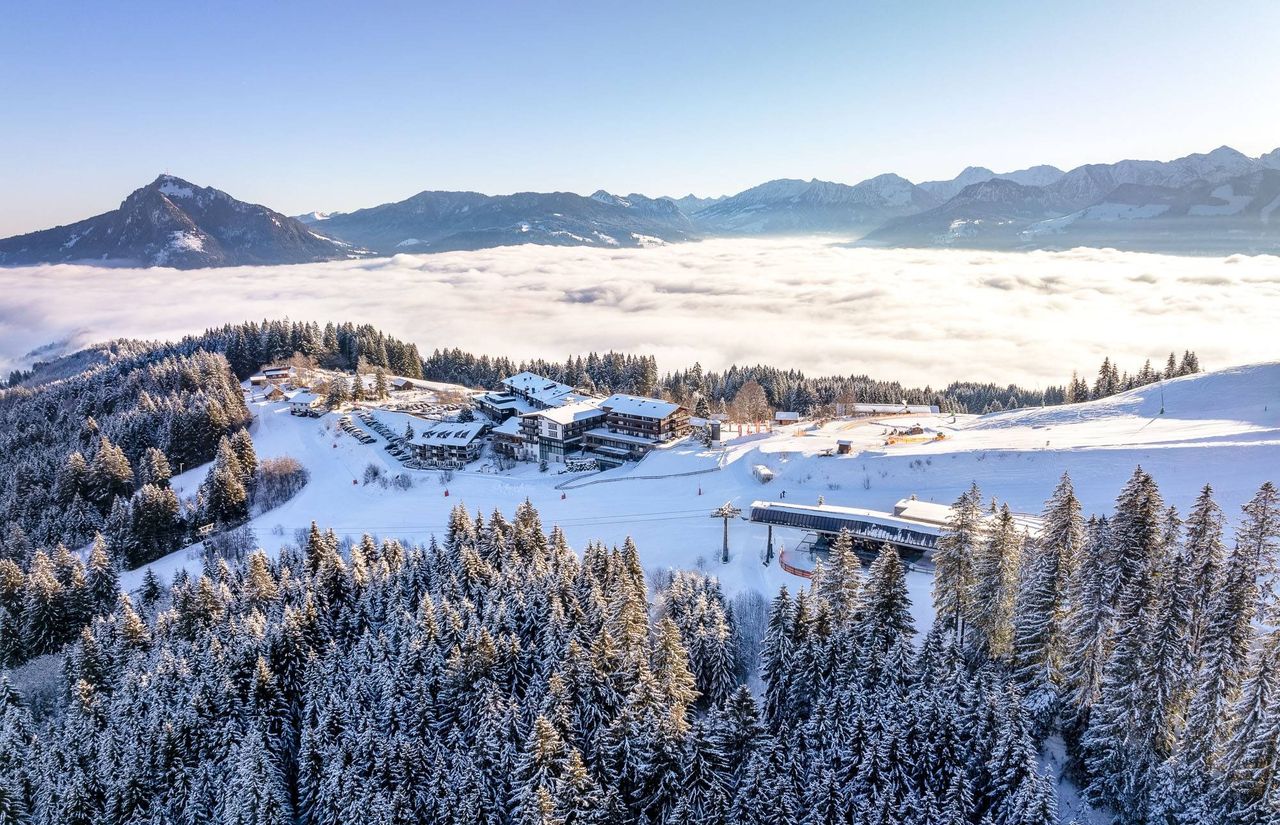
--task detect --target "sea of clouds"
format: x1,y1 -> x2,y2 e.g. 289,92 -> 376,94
1,238 -> 1276,387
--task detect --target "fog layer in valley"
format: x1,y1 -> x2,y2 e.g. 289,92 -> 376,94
2,238 -> 1277,385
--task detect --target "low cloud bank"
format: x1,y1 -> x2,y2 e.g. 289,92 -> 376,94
1,239 -> 1276,386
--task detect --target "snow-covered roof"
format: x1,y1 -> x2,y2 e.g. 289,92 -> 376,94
891,498 -> 954,527
535,401 -> 606,425
750,500 -> 947,538
490,417 -> 525,436
501,371 -> 578,406
600,394 -> 683,419
775,411 -> 800,421
262,366 -> 295,376
408,420 -> 487,447
850,403 -> 940,414
891,497 -> 1043,534
290,392 -> 320,405
476,390 -> 535,411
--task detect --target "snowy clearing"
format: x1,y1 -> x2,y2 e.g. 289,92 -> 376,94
127,362 -> 1280,647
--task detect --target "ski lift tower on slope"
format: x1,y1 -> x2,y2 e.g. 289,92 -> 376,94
710,502 -> 742,564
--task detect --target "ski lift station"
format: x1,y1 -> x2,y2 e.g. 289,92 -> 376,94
750,497 -> 1043,575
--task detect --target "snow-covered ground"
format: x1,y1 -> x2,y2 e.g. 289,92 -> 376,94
129,362 -> 1280,647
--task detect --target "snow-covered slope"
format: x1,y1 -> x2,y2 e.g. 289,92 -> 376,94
1019,169 -> 1280,254
692,175 -> 940,234
123,363 -> 1278,631
314,189 -> 696,253
861,178 -> 1060,247
919,164 -> 1066,201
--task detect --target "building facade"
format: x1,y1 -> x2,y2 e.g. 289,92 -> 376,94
407,420 -> 488,467
583,394 -> 690,464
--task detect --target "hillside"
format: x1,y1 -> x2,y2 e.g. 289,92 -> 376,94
124,361 -> 1279,600
0,175 -> 360,269
860,178 -> 1060,248
310,189 -> 697,254
691,174 -> 939,234
1018,169 -> 1280,254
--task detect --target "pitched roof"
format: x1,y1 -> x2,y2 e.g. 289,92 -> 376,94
409,419 -> 488,447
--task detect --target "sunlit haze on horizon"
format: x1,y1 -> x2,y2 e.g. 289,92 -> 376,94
2,239 -> 1276,388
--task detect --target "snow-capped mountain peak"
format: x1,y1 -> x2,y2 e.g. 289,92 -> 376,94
0,175 -> 358,268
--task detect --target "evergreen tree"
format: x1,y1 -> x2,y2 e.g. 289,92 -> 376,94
652,616 -> 699,723
84,535 -> 118,615
857,545 -> 915,663
1184,485 -> 1227,662
933,483 -> 983,642
761,588 -> 794,730
1082,468 -> 1167,814
1011,474 -> 1081,726
1063,515 -> 1112,722
88,436 -> 134,507
970,504 -> 1022,661
204,437 -> 249,525
138,447 -> 172,489
815,529 -> 863,625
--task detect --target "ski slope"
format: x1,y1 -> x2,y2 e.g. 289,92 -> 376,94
130,363 -> 1280,638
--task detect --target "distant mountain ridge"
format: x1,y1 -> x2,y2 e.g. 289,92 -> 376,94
0,175 -> 359,269
918,164 -> 1066,201
689,174 -> 941,234
3,143 -> 1278,267
863,148 -> 1280,254
309,189 -> 697,254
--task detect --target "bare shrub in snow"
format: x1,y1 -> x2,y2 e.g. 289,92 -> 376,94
730,589 -> 768,681
252,456 -> 309,513
201,524 -> 257,566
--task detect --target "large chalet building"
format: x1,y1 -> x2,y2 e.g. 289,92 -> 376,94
584,394 -> 691,464
480,372 -> 689,465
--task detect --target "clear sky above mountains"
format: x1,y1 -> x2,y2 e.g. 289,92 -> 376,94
2,0 -> 1277,236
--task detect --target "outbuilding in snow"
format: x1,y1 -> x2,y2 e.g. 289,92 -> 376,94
289,392 -> 323,416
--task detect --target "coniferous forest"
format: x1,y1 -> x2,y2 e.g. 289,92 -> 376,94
0,468 -> 1276,825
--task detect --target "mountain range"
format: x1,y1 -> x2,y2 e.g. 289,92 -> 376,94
299,189 -> 697,255
2,145 -> 1277,268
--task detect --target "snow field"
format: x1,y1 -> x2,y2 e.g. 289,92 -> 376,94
128,362 -> 1280,652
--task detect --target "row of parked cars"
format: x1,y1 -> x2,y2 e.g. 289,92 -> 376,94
388,401 -> 464,416
338,415 -> 376,445
357,411 -> 414,463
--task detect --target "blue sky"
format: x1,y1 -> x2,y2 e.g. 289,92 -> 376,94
2,0 -> 1277,236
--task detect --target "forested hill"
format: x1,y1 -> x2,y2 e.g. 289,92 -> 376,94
0,321 -> 427,674
0,321 -> 423,551
2,471 -> 1277,825
0,502 -> 1064,825
421,347 -> 1065,415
